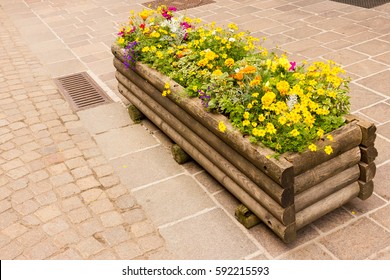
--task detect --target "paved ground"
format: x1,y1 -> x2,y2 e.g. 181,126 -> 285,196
0,0 -> 389,260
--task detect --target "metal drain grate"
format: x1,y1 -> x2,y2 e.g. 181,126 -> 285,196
330,0 -> 389,9
142,0 -> 216,11
54,72 -> 112,111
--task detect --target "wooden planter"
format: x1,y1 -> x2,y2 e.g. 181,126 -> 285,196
112,44 -> 377,243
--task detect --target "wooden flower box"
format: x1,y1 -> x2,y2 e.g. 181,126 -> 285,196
112,44 -> 377,243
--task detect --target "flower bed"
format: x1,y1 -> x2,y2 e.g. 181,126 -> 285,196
112,6 -> 377,242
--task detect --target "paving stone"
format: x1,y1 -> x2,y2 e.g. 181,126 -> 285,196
76,176 -> 101,190
0,240 -> 24,259
17,228 -> 47,248
77,103 -> 132,135
131,220 -> 156,238
0,199 -> 11,214
137,175 -> 215,226
24,239 -> 59,259
67,207 -> 92,224
280,243 -> 334,260
49,172 -> 74,187
78,219 -> 104,238
100,211 -> 124,227
89,198 -> 115,214
195,171 -> 224,194
55,183 -> 81,198
96,225 -> 130,246
370,204 -> 390,229
80,188 -> 106,204
34,204 -> 62,223
7,166 -> 29,179
105,184 -> 127,200
61,196 -> 84,212
71,166 -> 93,179
320,218 -> 390,259
159,208 -> 258,259
114,241 -> 143,259
110,146 -> 183,188
2,222 -> 28,239
76,236 -> 105,258
53,229 -> 81,247
12,188 -> 33,204
28,169 -> 50,183
13,199 -> 40,216
99,175 -> 120,189
50,248 -> 83,260
64,157 -> 88,170
374,162 -> 390,201
94,126 -> 158,159
42,217 -> 70,236
93,164 -> 114,177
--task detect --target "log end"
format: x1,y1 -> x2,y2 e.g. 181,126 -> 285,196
127,104 -> 145,124
358,180 -> 374,200
171,144 -> 192,164
235,204 -> 261,229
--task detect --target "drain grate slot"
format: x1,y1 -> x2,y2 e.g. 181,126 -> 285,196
142,0 -> 216,11
54,72 -> 112,111
330,0 -> 389,9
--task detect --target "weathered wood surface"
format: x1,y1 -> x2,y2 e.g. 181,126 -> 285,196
114,58 -> 293,207
112,46 -> 294,188
117,81 -> 296,242
294,147 -> 361,194
295,165 -> 360,212
360,146 -> 378,163
345,114 -> 377,147
358,162 -> 376,182
295,182 -> 360,230
358,180 -> 374,200
235,204 -> 261,229
284,122 -> 362,175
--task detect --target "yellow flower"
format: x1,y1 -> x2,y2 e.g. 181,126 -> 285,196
317,128 -> 324,138
142,46 -> 150,52
258,114 -> 265,122
278,116 -> 287,125
243,120 -> 250,126
212,69 -> 223,76
276,80 -> 290,96
266,123 -> 276,134
251,122 -> 257,127
218,121 -> 226,133
324,145 -> 333,155
117,37 -> 125,45
243,112 -> 250,119
290,129 -> 300,137
247,103 -> 253,109
261,91 -> 276,107
224,58 -> 234,67
164,82 -> 170,89
308,143 -> 317,152
252,92 -> 259,98
327,134 -> 333,141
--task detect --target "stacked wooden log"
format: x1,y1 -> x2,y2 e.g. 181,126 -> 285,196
112,45 -> 377,243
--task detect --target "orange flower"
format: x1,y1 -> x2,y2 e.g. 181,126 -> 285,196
241,65 -> 256,73
233,72 -> 244,80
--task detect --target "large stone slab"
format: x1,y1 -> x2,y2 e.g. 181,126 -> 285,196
134,174 -> 215,226
94,125 -> 158,159
78,103 -> 132,135
159,208 -> 259,259
109,146 -> 183,188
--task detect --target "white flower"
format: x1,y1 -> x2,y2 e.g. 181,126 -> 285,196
229,37 -> 236,42
287,95 -> 298,111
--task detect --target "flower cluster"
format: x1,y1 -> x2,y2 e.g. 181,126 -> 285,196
116,6 -> 350,155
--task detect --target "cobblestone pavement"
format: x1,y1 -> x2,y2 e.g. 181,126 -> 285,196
1,0 -> 390,260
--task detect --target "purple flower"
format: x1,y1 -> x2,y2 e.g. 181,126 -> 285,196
289,61 -> 296,71
198,89 -> 211,108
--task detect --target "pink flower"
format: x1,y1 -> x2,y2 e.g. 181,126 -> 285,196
289,61 -> 296,71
